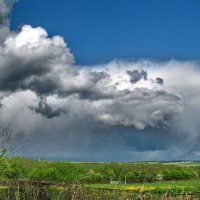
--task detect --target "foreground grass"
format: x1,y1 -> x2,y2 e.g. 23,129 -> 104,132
1,180 -> 200,200
85,179 -> 200,193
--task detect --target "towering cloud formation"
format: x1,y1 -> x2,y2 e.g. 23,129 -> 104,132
0,25 -> 74,93
0,24 -> 182,129
29,97 -> 67,119
0,0 -> 200,161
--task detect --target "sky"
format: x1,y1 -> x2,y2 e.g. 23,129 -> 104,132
11,0 -> 200,65
0,0 -> 200,161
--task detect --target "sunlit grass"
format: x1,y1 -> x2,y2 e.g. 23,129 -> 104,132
0,186 -> 7,189
85,179 -> 200,193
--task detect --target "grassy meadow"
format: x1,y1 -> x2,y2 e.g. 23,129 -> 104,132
1,157 -> 200,199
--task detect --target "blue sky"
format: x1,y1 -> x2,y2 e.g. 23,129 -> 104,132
12,0 -> 200,65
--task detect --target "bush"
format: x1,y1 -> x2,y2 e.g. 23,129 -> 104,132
28,167 -> 62,181
81,173 -> 103,183
0,157 -> 11,178
125,171 -> 136,183
7,166 -> 25,179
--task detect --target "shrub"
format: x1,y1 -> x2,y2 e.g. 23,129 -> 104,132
0,157 -> 11,178
28,167 -> 62,181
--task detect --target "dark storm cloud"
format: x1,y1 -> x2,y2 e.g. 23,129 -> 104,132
29,98 -> 67,119
127,69 -> 147,83
0,57 -> 51,92
156,77 -> 164,85
26,76 -> 60,96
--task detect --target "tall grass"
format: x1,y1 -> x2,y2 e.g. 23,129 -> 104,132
0,180 -> 200,200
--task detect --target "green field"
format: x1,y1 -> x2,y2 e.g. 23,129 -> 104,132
1,157 -> 200,182
86,179 -> 200,193
1,157 -> 200,199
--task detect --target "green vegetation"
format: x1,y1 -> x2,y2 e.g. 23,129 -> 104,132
0,156 -> 199,183
86,179 -> 200,193
0,157 -> 200,199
